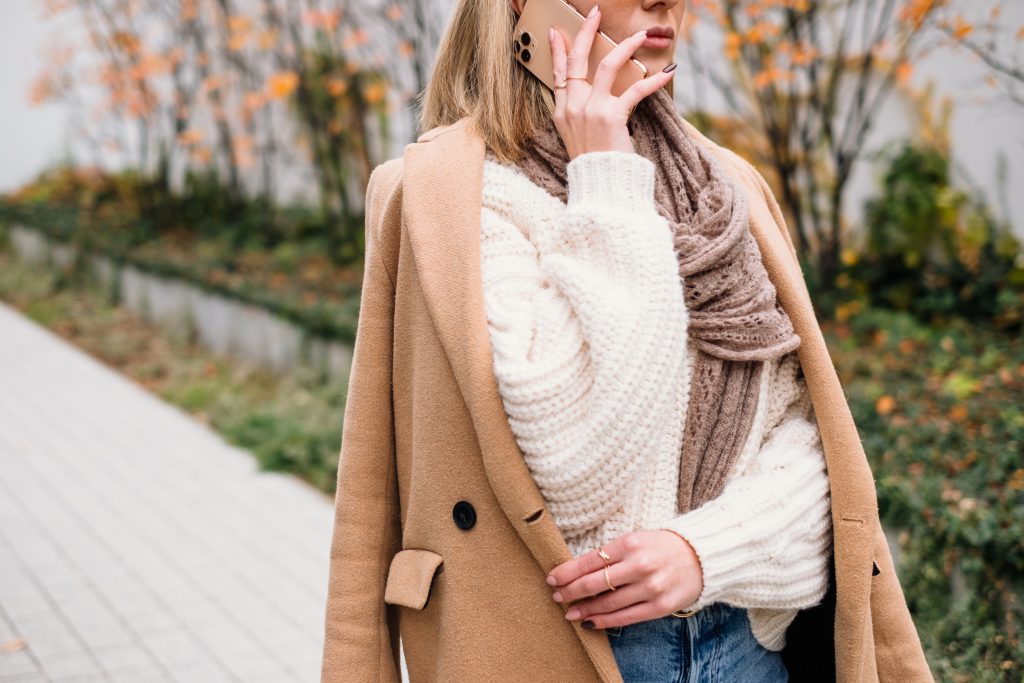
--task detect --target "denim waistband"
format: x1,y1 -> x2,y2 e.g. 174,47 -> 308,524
603,601 -> 738,638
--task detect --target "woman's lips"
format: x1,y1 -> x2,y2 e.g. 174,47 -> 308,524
641,35 -> 673,50
640,24 -> 675,51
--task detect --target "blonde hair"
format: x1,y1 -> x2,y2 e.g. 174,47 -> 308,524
418,0 -> 674,163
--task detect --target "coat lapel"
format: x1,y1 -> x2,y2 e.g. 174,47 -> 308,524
679,117 -> 877,680
401,120 -> 627,683
402,115 -> 875,682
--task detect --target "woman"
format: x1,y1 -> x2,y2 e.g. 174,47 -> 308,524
319,0 -> 933,681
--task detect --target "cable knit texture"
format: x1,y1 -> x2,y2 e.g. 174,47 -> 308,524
480,148 -> 833,652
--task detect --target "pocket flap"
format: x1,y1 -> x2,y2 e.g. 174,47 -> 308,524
384,548 -> 444,610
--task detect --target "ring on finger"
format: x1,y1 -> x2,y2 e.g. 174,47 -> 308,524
603,564 -> 617,591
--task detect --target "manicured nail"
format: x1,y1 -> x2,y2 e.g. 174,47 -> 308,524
662,62 -> 678,73
635,30 -> 647,39
565,609 -> 580,619
581,620 -> 595,629
546,574 -> 557,586
552,591 -> 563,602
549,27 -> 554,43
588,5 -> 598,19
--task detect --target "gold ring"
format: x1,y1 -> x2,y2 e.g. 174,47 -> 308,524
554,80 -> 567,89
565,75 -> 589,82
671,608 -> 698,618
603,565 -> 617,591
598,547 -> 612,564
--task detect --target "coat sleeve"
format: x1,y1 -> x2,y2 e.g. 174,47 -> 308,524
320,159 -> 404,683
734,152 -> 934,680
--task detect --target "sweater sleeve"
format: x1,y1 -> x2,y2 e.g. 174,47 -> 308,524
480,150 -> 690,538
658,352 -> 833,613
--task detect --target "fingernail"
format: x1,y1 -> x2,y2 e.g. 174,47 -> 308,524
565,609 -> 580,619
635,30 -> 647,39
552,591 -> 562,602
662,62 -> 678,73
588,5 -> 598,18
546,574 -> 557,586
549,27 -> 554,42
581,620 -> 595,629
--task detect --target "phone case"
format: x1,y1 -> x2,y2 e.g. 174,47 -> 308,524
513,0 -> 649,98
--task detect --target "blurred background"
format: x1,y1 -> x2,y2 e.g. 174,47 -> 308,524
0,0 -> 1021,681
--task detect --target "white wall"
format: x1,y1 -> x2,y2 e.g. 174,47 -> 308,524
0,0 -> 73,193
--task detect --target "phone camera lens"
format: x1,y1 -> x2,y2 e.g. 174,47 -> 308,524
514,37 -> 520,50
520,48 -> 532,62
521,31 -> 532,45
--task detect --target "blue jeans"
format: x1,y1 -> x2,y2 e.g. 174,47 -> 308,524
605,603 -> 789,682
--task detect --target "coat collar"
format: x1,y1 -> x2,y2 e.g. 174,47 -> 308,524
401,116 -> 875,681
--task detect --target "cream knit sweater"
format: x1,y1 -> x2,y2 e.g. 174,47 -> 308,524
479,148 -> 833,651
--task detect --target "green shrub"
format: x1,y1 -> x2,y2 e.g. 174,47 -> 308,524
825,308 -> 1024,679
848,142 -> 1023,330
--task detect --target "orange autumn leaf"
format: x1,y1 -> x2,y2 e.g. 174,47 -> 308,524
899,0 -> 937,28
267,71 -> 299,99
948,404 -> 968,422
191,145 -> 213,163
363,82 -> 386,104
876,395 -> 897,415
304,9 -> 341,31
177,129 -> 203,146
951,16 -> 973,41
228,15 -> 252,32
326,77 -> 348,96
753,67 -> 793,89
896,61 -> 914,85
257,29 -> 278,50
724,32 -> 741,60
243,90 -> 266,110
228,33 -> 248,51
343,27 -> 369,50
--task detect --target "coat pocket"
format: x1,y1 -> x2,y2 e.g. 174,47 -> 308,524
383,548 -> 444,610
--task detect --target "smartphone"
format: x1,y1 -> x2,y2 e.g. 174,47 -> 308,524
513,0 -> 649,98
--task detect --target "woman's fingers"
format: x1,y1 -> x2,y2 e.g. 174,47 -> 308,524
549,26 -> 568,118
589,29 -> 649,98
618,64 -> 676,112
579,599 -> 666,629
566,5 -> 601,87
563,581 -> 646,619
554,555 -> 636,604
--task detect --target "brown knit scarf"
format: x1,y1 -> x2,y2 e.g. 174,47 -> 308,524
514,86 -> 801,515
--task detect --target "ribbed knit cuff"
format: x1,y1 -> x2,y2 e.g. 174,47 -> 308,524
566,151 -> 657,215
658,505 -> 744,612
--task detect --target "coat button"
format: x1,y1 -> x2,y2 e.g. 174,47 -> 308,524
452,500 -> 476,530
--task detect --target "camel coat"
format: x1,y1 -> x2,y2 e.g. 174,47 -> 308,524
319,114 -> 934,682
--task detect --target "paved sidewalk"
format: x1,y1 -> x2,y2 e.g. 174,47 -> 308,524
0,301 -> 345,682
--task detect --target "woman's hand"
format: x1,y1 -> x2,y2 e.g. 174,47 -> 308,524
546,529 -> 704,629
548,5 -> 676,161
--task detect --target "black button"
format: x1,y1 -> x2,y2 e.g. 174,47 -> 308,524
452,500 -> 476,530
